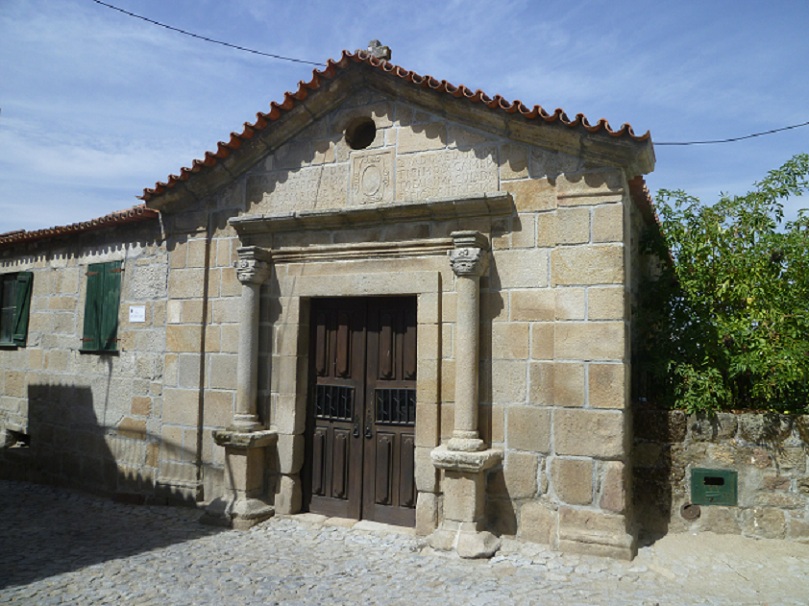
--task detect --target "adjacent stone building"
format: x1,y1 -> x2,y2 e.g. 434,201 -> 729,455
0,207 -> 167,497
1,46 -> 658,559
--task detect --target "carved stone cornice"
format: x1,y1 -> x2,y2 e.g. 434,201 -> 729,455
235,246 -> 272,285
229,192 -> 514,236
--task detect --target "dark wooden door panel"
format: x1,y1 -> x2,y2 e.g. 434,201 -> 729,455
311,427 -> 326,496
363,297 -> 417,526
374,433 -> 393,505
305,298 -> 366,520
399,434 -> 416,508
305,296 -> 417,527
331,429 -> 350,499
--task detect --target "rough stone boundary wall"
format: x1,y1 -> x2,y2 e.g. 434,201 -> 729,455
634,410 -> 809,542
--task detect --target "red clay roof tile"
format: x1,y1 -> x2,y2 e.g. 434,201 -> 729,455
141,50 -> 651,202
0,205 -> 159,250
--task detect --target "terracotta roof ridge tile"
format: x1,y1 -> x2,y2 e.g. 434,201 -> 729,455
0,204 -> 159,249
140,50 -> 652,202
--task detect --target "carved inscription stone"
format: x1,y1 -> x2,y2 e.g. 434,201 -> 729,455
315,165 -> 349,209
350,149 -> 394,206
396,148 -> 497,201
247,165 -> 347,213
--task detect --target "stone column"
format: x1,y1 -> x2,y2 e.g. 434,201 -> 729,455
201,246 -> 277,530
430,231 -> 502,558
447,231 -> 488,452
232,246 -> 271,431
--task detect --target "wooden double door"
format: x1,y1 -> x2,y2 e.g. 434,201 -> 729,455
304,296 -> 417,527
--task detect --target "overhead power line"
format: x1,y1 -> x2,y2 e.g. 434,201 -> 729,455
656,120 -> 809,146
89,1 -> 806,148
89,0 -> 324,67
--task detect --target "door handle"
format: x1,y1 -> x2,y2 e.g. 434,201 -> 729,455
353,422 -> 360,439
365,424 -> 373,439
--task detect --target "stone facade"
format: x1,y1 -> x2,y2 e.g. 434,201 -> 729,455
0,220 -> 175,500
634,410 -> 809,543
0,51 -> 661,559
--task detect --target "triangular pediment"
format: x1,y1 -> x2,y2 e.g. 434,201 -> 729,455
143,52 -> 654,212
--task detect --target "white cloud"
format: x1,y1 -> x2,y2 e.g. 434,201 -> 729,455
0,0 -> 807,234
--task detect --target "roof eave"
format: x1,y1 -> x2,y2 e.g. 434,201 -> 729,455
145,61 -> 366,211
0,205 -> 160,250
361,67 -> 655,176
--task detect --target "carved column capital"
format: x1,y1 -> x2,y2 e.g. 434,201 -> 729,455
449,231 -> 489,278
235,246 -> 272,285
449,230 -> 489,278
449,247 -> 489,278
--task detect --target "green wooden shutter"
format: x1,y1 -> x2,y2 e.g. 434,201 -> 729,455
82,263 -> 103,351
12,272 -> 33,346
100,261 -> 121,351
82,261 -> 122,352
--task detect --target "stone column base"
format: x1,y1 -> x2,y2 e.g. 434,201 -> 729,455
201,429 -> 277,530
200,495 -> 276,530
429,445 -> 502,559
429,520 -> 502,559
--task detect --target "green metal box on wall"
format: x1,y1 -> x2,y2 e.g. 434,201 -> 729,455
691,468 -> 738,506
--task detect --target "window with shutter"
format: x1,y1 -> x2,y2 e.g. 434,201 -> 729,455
81,261 -> 122,352
0,272 -> 33,347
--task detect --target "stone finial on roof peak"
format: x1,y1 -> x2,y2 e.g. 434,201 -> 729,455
365,40 -> 391,60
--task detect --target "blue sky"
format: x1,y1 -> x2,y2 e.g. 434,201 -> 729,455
1,0 -> 807,233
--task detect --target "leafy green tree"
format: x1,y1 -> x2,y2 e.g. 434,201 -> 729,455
638,153 -> 809,413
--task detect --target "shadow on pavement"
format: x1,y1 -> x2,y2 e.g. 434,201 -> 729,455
0,382 -> 233,588
0,480 -> 224,589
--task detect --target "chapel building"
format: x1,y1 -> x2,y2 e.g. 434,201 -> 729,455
0,44 -> 657,559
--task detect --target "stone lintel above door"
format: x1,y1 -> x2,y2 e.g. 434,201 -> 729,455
229,191 -> 514,236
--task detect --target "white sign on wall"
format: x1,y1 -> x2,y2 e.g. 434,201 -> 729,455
128,305 -> 146,323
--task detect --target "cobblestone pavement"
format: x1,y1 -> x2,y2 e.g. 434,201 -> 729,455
1,480 -> 807,605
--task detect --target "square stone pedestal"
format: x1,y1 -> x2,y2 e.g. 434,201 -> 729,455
430,445 -> 502,558
201,429 -> 277,530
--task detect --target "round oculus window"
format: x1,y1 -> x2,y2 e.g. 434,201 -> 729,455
345,117 -> 376,150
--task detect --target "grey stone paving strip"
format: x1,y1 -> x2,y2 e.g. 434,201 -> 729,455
1,480 -> 807,605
